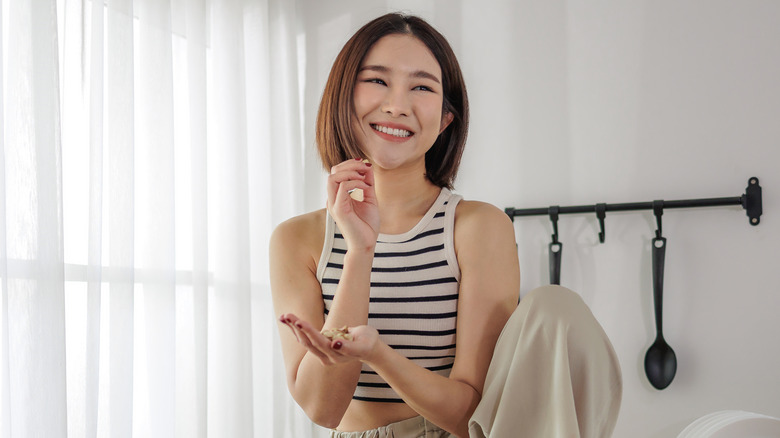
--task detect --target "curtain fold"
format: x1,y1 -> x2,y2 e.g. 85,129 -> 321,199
2,0 -> 68,437
1,0 -> 306,436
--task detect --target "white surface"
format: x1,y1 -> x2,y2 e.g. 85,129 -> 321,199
678,410 -> 780,437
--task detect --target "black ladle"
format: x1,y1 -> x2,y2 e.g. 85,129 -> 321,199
644,235 -> 677,389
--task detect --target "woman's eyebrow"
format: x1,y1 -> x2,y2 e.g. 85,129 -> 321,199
359,65 -> 441,84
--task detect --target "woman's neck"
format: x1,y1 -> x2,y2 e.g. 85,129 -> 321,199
374,164 -> 441,234
373,165 -> 442,235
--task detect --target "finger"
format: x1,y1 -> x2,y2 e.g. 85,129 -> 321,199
293,318 -> 338,352
336,180 -> 372,200
329,337 -> 362,359
288,321 -> 335,363
278,314 -> 300,342
330,158 -> 369,175
362,162 -> 374,188
327,170 -> 367,208
281,315 -> 322,350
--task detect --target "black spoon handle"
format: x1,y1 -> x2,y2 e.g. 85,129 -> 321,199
549,241 -> 562,285
652,237 -> 667,337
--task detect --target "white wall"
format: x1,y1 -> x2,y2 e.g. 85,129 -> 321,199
299,1 -> 780,436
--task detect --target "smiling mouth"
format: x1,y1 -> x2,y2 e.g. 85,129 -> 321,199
371,124 -> 413,138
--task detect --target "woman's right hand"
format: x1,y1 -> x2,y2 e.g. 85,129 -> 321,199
327,158 -> 379,251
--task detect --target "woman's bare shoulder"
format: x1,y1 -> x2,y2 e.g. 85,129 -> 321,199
270,208 -> 328,263
453,199 -> 516,252
454,199 -> 513,229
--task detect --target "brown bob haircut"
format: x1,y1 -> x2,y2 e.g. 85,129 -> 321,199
316,13 -> 469,189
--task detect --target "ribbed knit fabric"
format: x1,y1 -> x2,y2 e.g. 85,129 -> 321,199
317,188 -> 462,403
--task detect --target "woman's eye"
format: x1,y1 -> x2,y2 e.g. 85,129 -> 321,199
364,78 -> 386,85
413,85 -> 433,92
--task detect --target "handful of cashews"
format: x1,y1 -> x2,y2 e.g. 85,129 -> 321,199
321,326 -> 353,341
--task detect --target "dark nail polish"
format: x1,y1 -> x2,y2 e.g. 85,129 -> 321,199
333,341 -> 342,350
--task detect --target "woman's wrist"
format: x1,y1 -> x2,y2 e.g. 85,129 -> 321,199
360,337 -> 392,368
345,242 -> 376,257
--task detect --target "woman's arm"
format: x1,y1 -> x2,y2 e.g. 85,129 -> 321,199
270,159 -> 379,428
270,214 -> 364,428
335,201 -> 520,436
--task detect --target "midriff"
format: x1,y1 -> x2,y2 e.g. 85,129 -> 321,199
336,399 -> 419,432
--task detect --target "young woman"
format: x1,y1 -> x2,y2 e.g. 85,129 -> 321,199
270,13 -> 621,438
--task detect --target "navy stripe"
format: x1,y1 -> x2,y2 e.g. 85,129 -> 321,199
357,381 -> 391,388
379,328 -> 457,337
340,228 -> 444,244
322,293 -> 458,303
372,260 -> 449,273
325,259 -> 449,273
378,228 -> 444,244
407,227 -> 443,241
321,277 -> 456,287
370,277 -> 457,288
407,354 -> 456,360
371,293 -> 458,303
332,243 -> 444,257
361,362 -> 454,375
426,363 -> 454,372
352,395 -> 405,403
374,244 -> 444,258
370,311 -> 457,319
389,343 -> 457,351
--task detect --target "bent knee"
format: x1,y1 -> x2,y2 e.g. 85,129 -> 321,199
521,285 -> 586,316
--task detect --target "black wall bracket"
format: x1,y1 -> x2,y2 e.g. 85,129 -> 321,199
505,177 -> 763,236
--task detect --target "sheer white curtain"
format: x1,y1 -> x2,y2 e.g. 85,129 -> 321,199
0,0 -> 320,436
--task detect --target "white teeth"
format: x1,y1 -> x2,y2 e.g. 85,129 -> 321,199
372,124 -> 412,138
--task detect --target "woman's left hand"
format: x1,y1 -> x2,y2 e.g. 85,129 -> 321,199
280,313 -> 380,365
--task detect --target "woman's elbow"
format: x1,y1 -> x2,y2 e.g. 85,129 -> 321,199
304,404 -> 344,429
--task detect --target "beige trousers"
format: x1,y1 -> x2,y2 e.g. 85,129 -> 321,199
331,285 -> 622,438
329,415 -> 450,438
468,285 -> 622,438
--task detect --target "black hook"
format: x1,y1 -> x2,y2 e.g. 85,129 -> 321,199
596,203 -> 607,243
653,200 -> 664,239
548,206 -> 562,285
549,206 -> 560,243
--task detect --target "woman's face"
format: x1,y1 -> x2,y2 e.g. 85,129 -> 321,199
352,34 -> 452,172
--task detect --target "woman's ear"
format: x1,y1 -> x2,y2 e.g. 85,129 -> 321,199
439,111 -> 454,134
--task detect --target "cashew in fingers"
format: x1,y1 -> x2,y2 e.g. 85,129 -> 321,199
348,188 -> 364,202
348,160 -> 370,202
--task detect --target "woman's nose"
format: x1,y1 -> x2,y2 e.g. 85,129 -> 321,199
381,88 -> 410,117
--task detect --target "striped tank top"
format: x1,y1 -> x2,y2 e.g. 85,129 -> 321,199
316,188 -> 462,403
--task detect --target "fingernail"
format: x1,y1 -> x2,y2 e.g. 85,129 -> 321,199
295,323 -> 302,329
333,341 -> 342,350
366,163 -> 372,167
355,157 -> 363,161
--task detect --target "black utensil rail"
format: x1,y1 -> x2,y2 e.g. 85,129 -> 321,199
503,176 -> 763,389
505,177 -> 762,229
